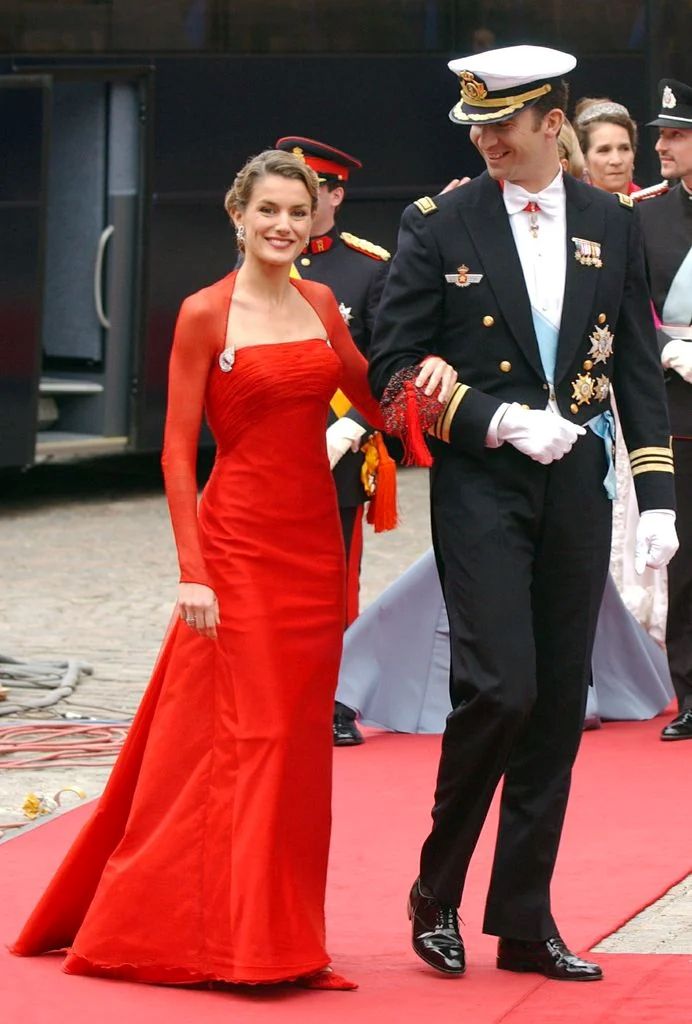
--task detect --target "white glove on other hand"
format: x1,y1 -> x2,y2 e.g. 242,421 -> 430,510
634,510 -> 679,575
326,417 -> 367,469
496,404 -> 586,465
661,339 -> 692,384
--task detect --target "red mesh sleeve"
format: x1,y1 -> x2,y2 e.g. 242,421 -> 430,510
322,291 -> 385,428
160,295 -> 215,587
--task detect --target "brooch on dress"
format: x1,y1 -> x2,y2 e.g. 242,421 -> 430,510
219,345 -> 235,373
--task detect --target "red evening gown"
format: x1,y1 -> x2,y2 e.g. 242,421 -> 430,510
11,271 -> 383,985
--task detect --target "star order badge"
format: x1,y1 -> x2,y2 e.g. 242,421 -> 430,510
338,302 -> 353,325
595,375 -> 610,402
572,237 -> 603,268
588,323 -> 614,364
571,372 -> 596,405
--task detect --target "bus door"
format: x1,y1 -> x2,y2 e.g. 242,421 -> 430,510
0,74 -> 49,470
6,64 -> 151,466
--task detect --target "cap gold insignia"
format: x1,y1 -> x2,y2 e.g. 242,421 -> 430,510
291,146 -> 306,163
588,323 -> 614,364
595,375 -> 610,402
572,237 -> 603,268
662,86 -> 677,110
571,372 -> 596,406
460,71 -> 488,103
444,264 -> 484,287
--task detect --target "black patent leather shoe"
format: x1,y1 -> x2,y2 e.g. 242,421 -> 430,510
333,713 -> 364,746
661,708 -> 692,741
407,879 -> 465,975
497,936 -> 602,981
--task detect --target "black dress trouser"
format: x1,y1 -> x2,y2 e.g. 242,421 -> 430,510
667,438 -> 692,711
420,430 -> 612,941
334,505 -> 359,723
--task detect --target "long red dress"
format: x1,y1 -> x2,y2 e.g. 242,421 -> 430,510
11,271 -> 383,984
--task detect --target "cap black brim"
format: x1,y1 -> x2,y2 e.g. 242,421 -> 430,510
647,115 -> 692,128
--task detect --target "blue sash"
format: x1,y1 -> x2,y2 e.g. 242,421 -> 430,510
586,410 -> 617,500
531,307 -> 559,384
662,245 -> 692,326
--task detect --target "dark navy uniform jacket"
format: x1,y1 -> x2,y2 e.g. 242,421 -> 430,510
297,226 -> 390,507
369,171 -> 675,512
638,183 -> 692,438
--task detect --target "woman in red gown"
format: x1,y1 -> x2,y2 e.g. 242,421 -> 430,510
11,150 -> 455,989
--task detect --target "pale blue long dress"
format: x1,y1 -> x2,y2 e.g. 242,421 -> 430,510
335,549 -> 673,733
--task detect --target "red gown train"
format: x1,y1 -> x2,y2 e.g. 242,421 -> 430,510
11,271 -> 383,984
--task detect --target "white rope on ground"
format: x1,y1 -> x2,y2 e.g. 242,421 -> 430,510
0,652 -> 93,716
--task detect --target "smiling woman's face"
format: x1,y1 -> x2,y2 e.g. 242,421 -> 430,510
233,174 -> 313,266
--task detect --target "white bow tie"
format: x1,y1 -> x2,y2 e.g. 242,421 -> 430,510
503,182 -> 561,219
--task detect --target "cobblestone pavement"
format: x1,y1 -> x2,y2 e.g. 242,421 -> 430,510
0,456 -> 689,951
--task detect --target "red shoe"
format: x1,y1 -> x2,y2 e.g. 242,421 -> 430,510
297,968 -> 358,990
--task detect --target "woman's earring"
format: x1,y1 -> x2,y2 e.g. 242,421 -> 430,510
236,224 -> 245,249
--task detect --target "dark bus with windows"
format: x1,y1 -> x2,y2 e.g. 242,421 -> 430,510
0,1 -> 687,470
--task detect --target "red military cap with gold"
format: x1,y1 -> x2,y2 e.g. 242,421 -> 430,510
275,136 -> 363,183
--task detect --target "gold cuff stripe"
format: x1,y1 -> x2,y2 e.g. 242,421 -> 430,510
631,463 -> 675,477
432,384 -> 469,443
459,82 -> 551,109
629,445 -> 673,460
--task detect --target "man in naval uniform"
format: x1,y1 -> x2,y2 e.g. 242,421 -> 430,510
275,136 -> 391,746
635,80 -> 692,741
368,45 -> 678,980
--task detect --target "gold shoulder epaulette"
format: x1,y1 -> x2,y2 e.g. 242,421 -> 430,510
615,192 -> 634,209
631,181 -> 670,203
340,231 -> 391,261
414,196 -> 438,216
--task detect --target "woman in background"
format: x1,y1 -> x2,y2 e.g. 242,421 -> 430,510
574,98 -> 640,194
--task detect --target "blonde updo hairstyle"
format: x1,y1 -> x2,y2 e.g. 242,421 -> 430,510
224,150 -> 320,250
573,97 -> 638,156
557,118 -> 585,179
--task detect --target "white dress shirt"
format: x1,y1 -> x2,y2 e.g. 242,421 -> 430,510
502,168 -> 567,331
486,168 -> 567,444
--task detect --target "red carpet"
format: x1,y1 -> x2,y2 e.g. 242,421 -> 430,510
2,712 -> 690,1022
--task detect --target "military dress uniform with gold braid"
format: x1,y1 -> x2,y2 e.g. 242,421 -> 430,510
369,141 -> 674,941
637,78 -> 692,723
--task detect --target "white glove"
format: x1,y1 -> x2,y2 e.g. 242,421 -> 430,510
661,339 -> 692,384
634,510 -> 679,575
496,404 -> 586,465
326,417 -> 367,469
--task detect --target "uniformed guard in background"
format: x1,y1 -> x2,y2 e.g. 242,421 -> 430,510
635,79 -> 692,741
369,45 -> 678,981
275,136 -> 391,746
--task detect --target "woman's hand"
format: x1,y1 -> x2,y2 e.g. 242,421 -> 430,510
415,357 -> 459,405
178,582 -> 220,640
